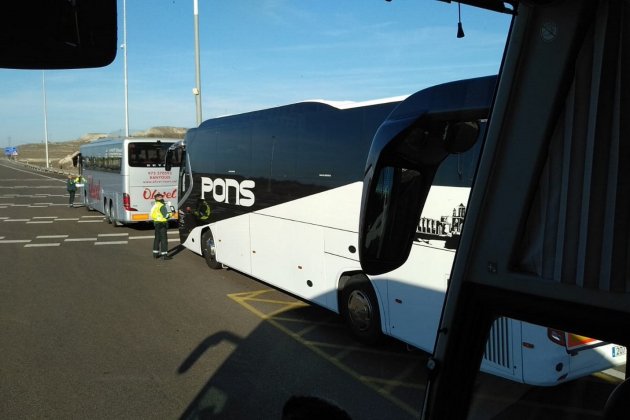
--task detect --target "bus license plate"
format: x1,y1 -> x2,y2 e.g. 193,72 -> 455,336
612,345 -> 627,358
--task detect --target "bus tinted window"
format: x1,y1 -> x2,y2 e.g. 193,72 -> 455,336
128,142 -> 177,167
215,126 -> 251,177
81,144 -> 122,173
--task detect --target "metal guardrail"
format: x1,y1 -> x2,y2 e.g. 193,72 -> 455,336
2,157 -> 78,178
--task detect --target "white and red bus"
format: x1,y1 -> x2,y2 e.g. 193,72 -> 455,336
80,137 -> 180,225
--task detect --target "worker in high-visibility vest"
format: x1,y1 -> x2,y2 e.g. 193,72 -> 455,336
150,192 -> 172,260
193,198 -> 211,224
66,175 -> 77,207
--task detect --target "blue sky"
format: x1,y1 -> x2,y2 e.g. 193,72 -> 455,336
0,1 -> 511,148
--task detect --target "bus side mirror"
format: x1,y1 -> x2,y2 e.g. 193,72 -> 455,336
360,164 -> 430,275
359,120 -> 481,275
73,153 -> 81,168
165,149 -> 173,172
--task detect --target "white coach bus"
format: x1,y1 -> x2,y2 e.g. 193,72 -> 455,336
80,137 -> 180,225
166,76 -> 625,386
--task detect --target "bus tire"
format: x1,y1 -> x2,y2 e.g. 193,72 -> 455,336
84,192 -> 93,211
109,201 -> 122,226
104,199 -> 111,223
201,230 -> 222,270
341,275 -> 382,344
106,201 -> 123,226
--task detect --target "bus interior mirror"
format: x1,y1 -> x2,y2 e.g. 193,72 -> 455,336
445,121 -> 480,153
0,1 -> 117,69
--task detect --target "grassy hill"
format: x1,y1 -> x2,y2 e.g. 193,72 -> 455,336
14,127 -> 187,172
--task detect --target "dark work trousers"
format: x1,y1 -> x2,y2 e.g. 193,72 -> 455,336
68,190 -> 76,206
153,222 -> 169,257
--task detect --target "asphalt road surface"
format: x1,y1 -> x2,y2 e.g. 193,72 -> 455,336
0,160 -> 625,420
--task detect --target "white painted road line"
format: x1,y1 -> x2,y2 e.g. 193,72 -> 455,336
82,216 -> 104,218
78,220 -> 104,223
65,238 -> 97,242
1,178 -> 53,182
98,233 -> 128,237
0,240 -> 31,244
33,216 -> 56,219
56,218 -> 80,221
27,221 -> 54,224
4,219 -> 29,222
37,235 -> 69,239
129,235 -> 154,240
24,243 -> 61,248
603,368 -> 626,380
95,241 -> 129,245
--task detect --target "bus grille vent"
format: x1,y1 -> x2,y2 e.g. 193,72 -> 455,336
483,317 -> 511,369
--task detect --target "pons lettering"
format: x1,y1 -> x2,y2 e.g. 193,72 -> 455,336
143,188 -> 178,200
201,177 -> 255,207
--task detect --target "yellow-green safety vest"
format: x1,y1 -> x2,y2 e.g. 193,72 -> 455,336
150,201 -> 170,222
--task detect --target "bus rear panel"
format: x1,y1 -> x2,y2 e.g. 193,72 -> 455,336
80,138 -> 180,224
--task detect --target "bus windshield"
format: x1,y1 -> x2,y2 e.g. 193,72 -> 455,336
128,142 -> 179,167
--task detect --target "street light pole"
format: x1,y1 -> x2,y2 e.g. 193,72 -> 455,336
42,71 -> 50,168
123,0 -> 130,137
193,0 -> 202,126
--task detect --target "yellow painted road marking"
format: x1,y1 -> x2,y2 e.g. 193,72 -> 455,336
592,370 -> 626,383
229,289 -> 422,418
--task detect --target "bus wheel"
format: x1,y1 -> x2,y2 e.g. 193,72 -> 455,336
109,202 -> 123,227
201,230 -> 222,269
341,275 -> 382,344
105,201 -> 113,224
84,193 -> 93,211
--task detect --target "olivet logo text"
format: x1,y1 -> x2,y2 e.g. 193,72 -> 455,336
201,176 -> 255,207
144,188 -> 177,200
